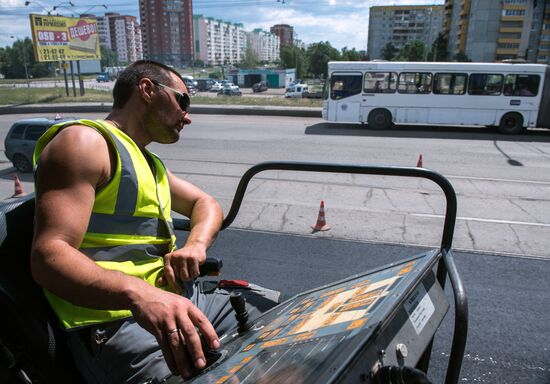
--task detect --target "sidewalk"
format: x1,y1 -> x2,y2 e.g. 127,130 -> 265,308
0,102 -> 322,118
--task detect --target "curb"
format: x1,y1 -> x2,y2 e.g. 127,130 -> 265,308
0,103 -> 322,118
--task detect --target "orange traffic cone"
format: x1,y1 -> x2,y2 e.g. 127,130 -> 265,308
311,200 -> 330,232
12,174 -> 26,198
416,154 -> 423,168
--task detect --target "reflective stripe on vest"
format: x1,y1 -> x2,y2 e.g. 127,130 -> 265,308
34,119 -> 176,329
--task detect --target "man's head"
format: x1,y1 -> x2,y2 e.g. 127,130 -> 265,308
113,60 -> 182,109
110,60 -> 192,145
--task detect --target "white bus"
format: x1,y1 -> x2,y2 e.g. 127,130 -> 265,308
322,61 -> 550,134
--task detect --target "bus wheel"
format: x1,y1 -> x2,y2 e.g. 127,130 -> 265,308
368,109 -> 393,130
498,113 -> 524,134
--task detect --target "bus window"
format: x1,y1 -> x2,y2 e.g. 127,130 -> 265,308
398,72 -> 432,94
468,74 -> 503,95
433,73 -> 467,95
330,74 -> 363,100
364,72 -> 397,93
503,74 -> 540,97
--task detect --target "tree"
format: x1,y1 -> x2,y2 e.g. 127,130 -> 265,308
340,47 -> 367,61
429,32 -> 449,62
279,45 -> 308,78
395,40 -> 426,61
240,47 -> 259,68
453,51 -> 471,62
0,38 -> 51,79
100,45 -> 119,69
380,43 -> 398,61
306,41 -> 340,78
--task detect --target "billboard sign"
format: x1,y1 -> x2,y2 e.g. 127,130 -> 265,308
29,14 -> 100,62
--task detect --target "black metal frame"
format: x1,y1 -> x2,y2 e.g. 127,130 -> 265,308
174,161 -> 468,384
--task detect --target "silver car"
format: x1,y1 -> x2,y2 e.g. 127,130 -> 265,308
4,117 -> 73,172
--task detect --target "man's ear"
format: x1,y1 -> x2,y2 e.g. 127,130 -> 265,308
137,78 -> 155,104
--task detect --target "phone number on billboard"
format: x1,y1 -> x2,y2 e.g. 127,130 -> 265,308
38,48 -> 67,61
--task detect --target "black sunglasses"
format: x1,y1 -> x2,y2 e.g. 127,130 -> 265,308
150,79 -> 190,112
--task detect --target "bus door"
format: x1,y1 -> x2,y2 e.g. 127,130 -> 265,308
330,72 -> 363,122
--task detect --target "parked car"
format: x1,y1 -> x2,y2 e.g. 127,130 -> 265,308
302,87 -> 324,99
196,78 -> 216,91
223,82 -> 239,91
96,73 -> 110,82
210,81 -> 223,92
4,116 -> 75,172
182,77 -> 198,95
285,84 -> 309,98
181,75 -> 197,87
288,79 -> 303,88
217,88 -> 242,96
252,81 -> 269,92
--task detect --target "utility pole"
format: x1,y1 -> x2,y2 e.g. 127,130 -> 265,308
424,7 -> 433,61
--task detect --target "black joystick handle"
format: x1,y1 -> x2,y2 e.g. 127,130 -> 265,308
190,335 -> 222,377
230,291 -> 253,334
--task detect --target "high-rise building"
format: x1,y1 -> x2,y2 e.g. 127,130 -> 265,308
95,13 -> 143,64
270,24 -> 294,48
247,29 -> 280,63
139,0 -> 194,66
368,5 -> 444,60
444,0 -> 550,63
193,15 -> 247,66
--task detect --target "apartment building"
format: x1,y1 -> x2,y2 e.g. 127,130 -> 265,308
444,0 -> 550,63
193,15 -> 247,66
247,29 -> 280,63
95,13 -> 143,64
270,24 -> 294,48
139,0 -> 194,66
368,5 -> 444,60
531,0 -> 550,63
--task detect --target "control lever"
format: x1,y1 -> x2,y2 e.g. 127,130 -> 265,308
189,335 -> 222,377
229,291 -> 253,334
199,257 -> 223,277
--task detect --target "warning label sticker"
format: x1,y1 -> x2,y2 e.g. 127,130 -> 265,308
404,284 -> 435,335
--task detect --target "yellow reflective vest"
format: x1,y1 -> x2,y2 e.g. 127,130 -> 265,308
33,119 -> 176,329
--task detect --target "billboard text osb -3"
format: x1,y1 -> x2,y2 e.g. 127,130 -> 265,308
29,14 -> 100,62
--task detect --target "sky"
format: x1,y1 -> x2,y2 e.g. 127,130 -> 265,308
0,0 -> 444,52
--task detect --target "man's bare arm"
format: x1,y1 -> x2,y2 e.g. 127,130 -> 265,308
163,170 -> 223,285
31,126 -> 218,377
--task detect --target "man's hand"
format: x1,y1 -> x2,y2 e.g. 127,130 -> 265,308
130,288 -> 220,378
164,243 -> 206,291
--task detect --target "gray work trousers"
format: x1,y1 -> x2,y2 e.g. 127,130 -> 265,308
67,280 -> 280,384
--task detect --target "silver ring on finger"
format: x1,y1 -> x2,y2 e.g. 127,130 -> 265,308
167,328 -> 180,335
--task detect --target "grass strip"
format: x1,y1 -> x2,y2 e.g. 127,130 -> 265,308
0,87 -> 322,108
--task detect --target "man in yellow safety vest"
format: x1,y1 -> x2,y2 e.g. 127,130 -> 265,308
32,60 -> 279,383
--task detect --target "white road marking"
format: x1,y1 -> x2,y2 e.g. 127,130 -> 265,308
412,213 -> 550,227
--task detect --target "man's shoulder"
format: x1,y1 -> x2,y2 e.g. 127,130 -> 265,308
50,122 -> 107,145
37,122 -> 113,186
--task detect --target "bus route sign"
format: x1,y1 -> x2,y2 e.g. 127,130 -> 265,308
29,14 -> 101,62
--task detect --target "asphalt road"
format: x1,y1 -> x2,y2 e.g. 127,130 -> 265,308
0,113 -> 549,260
179,227 -> 550,383
0,111 -> 548,382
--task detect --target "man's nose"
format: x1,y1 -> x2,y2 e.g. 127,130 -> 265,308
182,112 -> 191,125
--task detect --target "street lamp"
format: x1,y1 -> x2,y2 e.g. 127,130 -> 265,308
52,1 -> 75,13
9,36 -> 30,88
24,1 -> 50,14
25,1 -> 75,15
